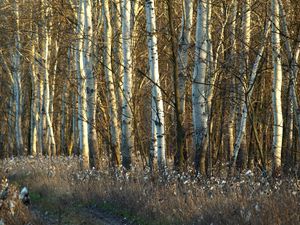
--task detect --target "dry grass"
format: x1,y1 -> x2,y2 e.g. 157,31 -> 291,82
0,157 -> 299,225
0,177 -> 40,225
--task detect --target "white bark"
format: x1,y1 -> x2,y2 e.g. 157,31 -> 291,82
102,0 -> 121,166
42,0 -> 56,157
193,0 -> 208,174
146,0 -> 166,169
75,17 -> 83,154
146,0 -> 158,168
49,40 -> 58,123
271,0 -> 283,173
235,0 -> 251,169
121,0 -> 134,169
77,0 -> 90,169
12,0 -> 24,156
83,0 -> 99,168
112,1 -> 124,111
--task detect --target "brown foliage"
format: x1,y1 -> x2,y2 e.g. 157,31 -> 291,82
0,177 -> 40,225
1,157 -> 299,225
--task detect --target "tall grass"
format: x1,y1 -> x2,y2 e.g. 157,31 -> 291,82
1,157 -> 299,225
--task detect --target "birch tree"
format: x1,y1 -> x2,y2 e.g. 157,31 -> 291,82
225,0 -> 237,161
42,0 -> 56,157
121,0 -> 134,170
77,0 -> 90,169
102,0 -> 121,167
30,22 -> 38,156
146,0 -> 166,169
112,0 -> 124,110
11,0 -> 24,156
234,0 -> 251,170
271,0 -> 283,175
83,0 -> 99,168
193,0 -> 208,175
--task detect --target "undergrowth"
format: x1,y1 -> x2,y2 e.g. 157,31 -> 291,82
0,156 -> 299,225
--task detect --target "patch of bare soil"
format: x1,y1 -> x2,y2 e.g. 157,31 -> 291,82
32,204 -> 129,225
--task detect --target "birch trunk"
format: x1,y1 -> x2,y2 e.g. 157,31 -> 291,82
271,0 -> 283,175
112,1 -> 124,112
13,0 -> 24,156
77,0 -> 90,169
235,0 -> 251,170
146,1 -> 158,170
30,27 -> 38,157
193,0 -> 208,175
49,40 -> 58,124
121,0 -> 134,169
82,0 -> 99,168
103,0 -> 121,167
49,39 -> 58,156
225,0 -> 237,160
146,0 -> 166,169
42,0 -> 56,157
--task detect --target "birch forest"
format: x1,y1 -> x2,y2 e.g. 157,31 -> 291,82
0,0 -> 299,224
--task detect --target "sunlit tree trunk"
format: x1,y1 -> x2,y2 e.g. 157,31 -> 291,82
83,0 -> 99,168
30,23 -> 38,157
234,0 -> 251,170
193,0 -> 208,175
42,0 -> 56,157
77,0 -> 90,169
112,0 -> 124,111
146,0 -> 166,169
146,0 -> 166,168
12,0 -> 24,156
146,0 -> 158,169
271,0 -> 283,176
49,39 -> 58,126
102,0 -> 121,167
225,0 -> 237,161
121,0 -> 134,170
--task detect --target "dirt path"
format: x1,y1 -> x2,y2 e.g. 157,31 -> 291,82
33,204 -> 131,225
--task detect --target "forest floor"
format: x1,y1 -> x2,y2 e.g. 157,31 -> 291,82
0,156 -> 299,225
31,201 -> 128,225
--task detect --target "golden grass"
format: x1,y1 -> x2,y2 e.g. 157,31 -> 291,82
1,156 -> 299,225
